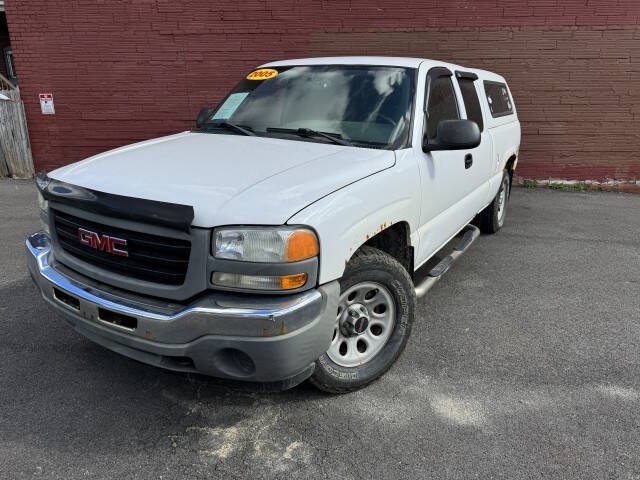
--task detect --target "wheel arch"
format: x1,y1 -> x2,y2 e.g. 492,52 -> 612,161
287,168 -> 421,285
354,221 -> 413,276
504,153 -> 517,194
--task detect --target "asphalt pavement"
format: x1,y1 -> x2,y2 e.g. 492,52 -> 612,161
1,179 -> 639,479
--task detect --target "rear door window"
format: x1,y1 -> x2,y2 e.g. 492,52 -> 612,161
457,77 -> 484,131
483,81 -> 513,118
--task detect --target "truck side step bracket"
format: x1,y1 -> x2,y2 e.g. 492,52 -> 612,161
414,224 -> 480,298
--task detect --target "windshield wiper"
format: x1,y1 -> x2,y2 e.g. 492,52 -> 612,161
203,121 -> 255,136
266,127 -> 351,146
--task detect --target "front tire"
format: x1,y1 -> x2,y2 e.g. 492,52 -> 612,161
476,171 -> 510,234
309,246 -> 416,393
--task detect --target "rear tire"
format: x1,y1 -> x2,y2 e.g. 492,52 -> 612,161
475,171 -> 510,234
309,246 -> 416,394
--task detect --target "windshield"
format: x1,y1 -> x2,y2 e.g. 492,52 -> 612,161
207,65 -> 416,149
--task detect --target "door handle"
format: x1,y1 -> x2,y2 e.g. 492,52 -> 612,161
464,154 -> 473,169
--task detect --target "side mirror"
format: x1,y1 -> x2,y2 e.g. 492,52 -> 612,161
196,107 -> 214,129
423,119 -> 481,152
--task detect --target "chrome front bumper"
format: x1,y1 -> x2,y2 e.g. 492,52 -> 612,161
26,231 -> 339,386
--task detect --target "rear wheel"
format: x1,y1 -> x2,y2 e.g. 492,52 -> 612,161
476,171 -> 510,234
310,246 -> 416,393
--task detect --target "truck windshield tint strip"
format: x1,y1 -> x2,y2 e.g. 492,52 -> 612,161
483,80 -> 514,118
209,65 -> 416,150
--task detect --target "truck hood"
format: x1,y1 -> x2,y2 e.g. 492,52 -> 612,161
49,131 -> 395,227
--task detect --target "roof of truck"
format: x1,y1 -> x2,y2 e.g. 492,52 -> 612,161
261,56 -> 507,83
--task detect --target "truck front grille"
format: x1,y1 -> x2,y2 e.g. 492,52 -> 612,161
52,209 -> 191,285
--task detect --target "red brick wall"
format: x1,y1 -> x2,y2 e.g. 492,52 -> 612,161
5,0 -> 640,182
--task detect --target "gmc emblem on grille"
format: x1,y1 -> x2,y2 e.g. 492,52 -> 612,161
77,228 -> 129,257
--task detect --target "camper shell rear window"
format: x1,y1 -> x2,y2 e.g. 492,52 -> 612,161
483,81 -> 513,118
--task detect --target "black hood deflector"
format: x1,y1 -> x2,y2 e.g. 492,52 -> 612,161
36,173 -> 194,232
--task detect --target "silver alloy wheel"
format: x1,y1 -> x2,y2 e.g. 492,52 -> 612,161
497,176 -> 508,225
327,281 -> 396,368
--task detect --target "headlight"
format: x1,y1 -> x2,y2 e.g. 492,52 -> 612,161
213,227 -> 318,263
37,191 -> 48,212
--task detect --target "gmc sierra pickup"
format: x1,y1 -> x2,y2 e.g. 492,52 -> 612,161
27,57 -> 520,392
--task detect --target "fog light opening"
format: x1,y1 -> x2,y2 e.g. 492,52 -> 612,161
213,348 -> 256,377
98,308 -> 137,330
52,287 -> 80,311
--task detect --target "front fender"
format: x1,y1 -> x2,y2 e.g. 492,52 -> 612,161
287,150 -> 421,284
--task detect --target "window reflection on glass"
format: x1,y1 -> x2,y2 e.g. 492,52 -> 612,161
212,65 -> 416,149
483,81 -> 513,118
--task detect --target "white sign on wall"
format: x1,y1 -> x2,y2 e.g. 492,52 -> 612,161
39,93 -> 55,114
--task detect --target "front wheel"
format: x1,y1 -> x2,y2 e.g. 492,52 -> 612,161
309,246 -> 416,393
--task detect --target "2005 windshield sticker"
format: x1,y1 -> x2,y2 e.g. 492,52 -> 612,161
246,68 -> 278,80
212,92 -> 250,120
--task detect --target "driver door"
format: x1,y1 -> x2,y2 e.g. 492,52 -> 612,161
414,67 -> 482,267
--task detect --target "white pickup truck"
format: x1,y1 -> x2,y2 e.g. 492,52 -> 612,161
27,57 -> 520,392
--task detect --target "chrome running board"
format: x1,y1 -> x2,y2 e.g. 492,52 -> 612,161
414,224 -> 481,298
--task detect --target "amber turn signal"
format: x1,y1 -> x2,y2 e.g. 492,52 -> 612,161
212,272 -> 308,291
285,230 -> 319,262
280,273 -> 308,290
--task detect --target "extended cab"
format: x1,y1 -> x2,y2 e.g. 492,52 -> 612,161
26,57 -> 520,392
